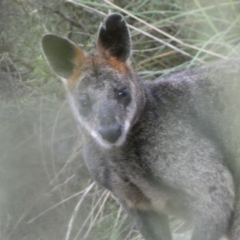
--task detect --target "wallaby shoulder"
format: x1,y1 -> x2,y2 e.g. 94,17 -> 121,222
147,59 -> 240,182
148,59 -> 240,97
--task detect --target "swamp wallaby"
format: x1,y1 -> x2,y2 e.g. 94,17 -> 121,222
42,13 -> 240,240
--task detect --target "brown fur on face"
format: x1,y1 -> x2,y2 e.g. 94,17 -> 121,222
67,55 -> 131,87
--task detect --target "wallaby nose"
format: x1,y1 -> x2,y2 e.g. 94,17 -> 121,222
98,123 -> 122,143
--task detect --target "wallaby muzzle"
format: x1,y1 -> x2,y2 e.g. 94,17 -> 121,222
98,123 -> 122,143
97,101 -> 122,143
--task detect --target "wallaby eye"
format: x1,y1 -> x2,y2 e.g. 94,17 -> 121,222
118,88 -> 128,98
79,94 -> 91,115
115,86 -> 131,106
116,87 -> 129,98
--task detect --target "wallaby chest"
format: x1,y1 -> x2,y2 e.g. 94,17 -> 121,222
82,109 -> 195,218
82,93 -> 232,221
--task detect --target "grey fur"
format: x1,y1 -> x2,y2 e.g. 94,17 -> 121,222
42,13 -> 240,240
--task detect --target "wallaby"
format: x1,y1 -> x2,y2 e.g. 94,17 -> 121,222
42,13 -> 240,240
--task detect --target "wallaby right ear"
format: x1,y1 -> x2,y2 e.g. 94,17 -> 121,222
42,34 -> 85,80
97,13 -> 131,62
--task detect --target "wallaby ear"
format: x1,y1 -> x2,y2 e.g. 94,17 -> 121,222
97,13 -> 131,62
42,34 -> 85,80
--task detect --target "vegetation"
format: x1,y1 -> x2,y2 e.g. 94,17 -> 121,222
0,0 -> 239,239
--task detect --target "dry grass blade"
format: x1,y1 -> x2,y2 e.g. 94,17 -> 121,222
104,0 -> 229,60
65,182 -> 95,240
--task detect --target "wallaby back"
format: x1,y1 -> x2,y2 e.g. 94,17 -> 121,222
42,13 -> 240,240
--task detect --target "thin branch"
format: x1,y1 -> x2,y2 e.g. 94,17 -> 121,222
43,5 -> 85,30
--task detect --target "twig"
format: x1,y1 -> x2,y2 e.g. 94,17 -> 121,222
43,5 -> 85,29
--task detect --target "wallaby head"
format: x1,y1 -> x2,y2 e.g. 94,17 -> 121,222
42,14 -> 145,149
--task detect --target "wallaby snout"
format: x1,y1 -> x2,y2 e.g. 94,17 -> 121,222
97,102 -> 122,143
98,123 -> 122,143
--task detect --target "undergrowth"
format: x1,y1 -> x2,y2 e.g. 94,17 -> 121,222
0,0 -> 239,239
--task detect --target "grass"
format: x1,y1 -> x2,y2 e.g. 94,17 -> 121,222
1,0 -> 239,239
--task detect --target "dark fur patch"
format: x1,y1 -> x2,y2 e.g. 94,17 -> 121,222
98,13 -> 131,62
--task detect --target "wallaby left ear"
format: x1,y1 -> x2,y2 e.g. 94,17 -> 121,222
97,13 -> 131,62
42,34 -> 85,80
